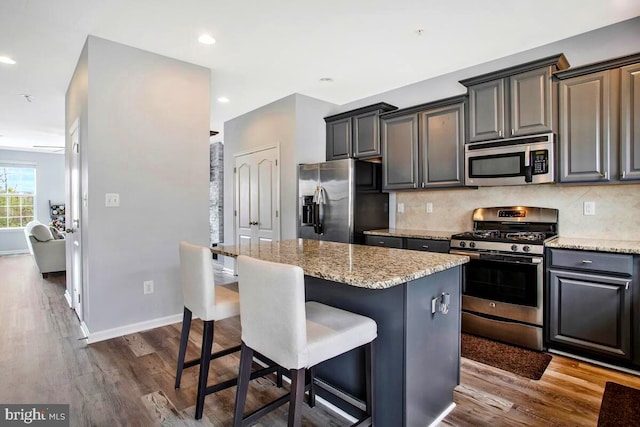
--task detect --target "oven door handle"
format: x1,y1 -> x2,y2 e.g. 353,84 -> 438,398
450,250 -> 542,264
450,250 -> 480,259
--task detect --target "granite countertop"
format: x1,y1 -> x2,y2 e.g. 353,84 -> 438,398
363,228 -> 456,240
211,239 -> 469,290
546,237 -> 640,255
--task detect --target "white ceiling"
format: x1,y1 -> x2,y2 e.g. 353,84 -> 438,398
0,0 -> 638,152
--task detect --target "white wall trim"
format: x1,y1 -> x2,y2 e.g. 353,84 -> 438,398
80,321 -> 90,339
84,313 -> 183,344
428,402 -> 456,427
64,290 -> 73,308
0,249 -> 29,256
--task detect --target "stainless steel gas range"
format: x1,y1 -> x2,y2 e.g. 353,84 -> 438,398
450,206 -> 558,351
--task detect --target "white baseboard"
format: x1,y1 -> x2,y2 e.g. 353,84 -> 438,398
0,249 -> 29,256
428,402 -> 456,427
64,290 -> 73,308
548,349 -> 640,377
84,313 -> 184,344
80,321 -> 90,339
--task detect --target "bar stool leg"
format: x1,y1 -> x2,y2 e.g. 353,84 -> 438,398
175,307 -> 192,389
288,368 -> 306,427
306,367 -> 316,408
195,320 -> 214,420
233,342 -> 254,427
276,366 -> 284,388
365,341 -> 375,420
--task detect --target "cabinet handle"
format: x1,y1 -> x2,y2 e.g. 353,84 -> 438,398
413,182 -> 417,188
422,245 -> 429,249
511,129 -> 515,136
622,171 -> 627,179
498,130 -> 502,137
421,182 -> 425,188
625,281 -> 630,290
581,260 -> 593,264
378,241 -> 385,245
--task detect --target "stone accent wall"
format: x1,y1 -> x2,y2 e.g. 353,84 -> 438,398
209,141 -> 224,244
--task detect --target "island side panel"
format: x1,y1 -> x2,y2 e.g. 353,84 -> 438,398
405,266 -> 462,425
305,277 -> 406,427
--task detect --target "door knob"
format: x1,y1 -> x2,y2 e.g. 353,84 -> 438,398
65,228 -> 76,233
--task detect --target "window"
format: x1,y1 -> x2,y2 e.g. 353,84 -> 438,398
0,164 -> 36,229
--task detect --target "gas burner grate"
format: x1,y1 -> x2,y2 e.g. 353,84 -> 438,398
471,230 -> 501,239
504,231 -> 547,241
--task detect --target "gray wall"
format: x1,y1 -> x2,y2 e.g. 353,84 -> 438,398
340,16 -> 640,113
223,93 -> 337,253
0,149 -> 65,253
66,36 -> 210,334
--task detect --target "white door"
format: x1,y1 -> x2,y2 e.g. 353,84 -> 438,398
235,147 -> 279,245
68,125 -> 83,320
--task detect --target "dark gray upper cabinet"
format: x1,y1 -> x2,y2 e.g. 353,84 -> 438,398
381,96 -> 466,191
381,113 -> 419,190
326,117 -> 351,160
418,102 -> 465,188
620,62 -> 640,181
461,54 -> 569,143
554,52 -> 640,183
325,103 -> 397,161
557,71 -> 613,183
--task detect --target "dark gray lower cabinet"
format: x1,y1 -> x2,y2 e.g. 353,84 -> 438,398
406,238 -> 450,253
548,269 -> 632,360
364,235 -> 404,248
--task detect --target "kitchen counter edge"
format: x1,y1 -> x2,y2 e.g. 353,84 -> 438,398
545,237 -> 640,255
211,240 -> 469,289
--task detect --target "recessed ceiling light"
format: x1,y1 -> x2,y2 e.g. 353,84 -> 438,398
198,34 -> 216,45
217,97 -> 229,103
319,77 -> 334,82
0,56 -> 16,65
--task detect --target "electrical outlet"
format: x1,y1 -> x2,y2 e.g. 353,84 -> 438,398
583,201 -> 596,216
426,202 -> 433,213
397,203 -> 405,213
143,280 -> 154,294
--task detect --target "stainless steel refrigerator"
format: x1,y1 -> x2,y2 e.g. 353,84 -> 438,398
298,159 -> 389,244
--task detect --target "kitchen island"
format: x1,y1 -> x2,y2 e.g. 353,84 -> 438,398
212,239 -> 469,427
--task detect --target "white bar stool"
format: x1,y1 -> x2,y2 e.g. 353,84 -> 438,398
233,255 -> 377,427
175,242 -> 280,420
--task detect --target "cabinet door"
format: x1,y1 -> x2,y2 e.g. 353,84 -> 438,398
558,71 -> 612,182
418,103 -> 464,188
510,67 -> 553,136
468,79 -> 505,142
353,110 -> 381,159
548,269 -> 631,360
326,118 -> 351,160
620,63 -> 640,181
382,114 -> 419,190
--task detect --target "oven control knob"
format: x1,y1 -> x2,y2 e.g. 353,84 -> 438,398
469,242 -> 476,248
459,241 -> 466,248
523,245 -> 531,252
511,244 -> 518,252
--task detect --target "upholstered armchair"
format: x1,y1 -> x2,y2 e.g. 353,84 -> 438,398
24,221 -> 66,278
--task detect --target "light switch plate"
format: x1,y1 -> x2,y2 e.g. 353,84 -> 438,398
397,203 -> 405,213
426,202 -> 433,213
105,193 -> 120,207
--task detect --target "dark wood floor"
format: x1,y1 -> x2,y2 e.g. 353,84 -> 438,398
2,254 -> 640,426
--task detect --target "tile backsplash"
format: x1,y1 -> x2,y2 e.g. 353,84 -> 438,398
395,183 -> 640,240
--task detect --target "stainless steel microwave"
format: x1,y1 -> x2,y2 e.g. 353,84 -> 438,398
465,133 -> 555,186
